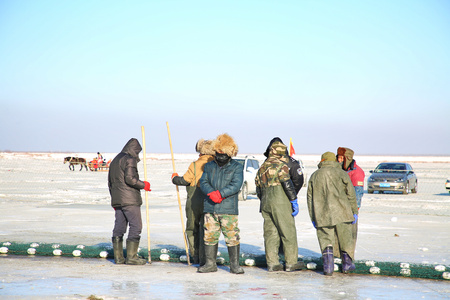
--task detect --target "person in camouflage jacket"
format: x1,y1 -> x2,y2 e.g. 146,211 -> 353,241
255,141 -> 304,272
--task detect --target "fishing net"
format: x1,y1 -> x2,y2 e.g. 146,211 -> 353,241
1,241 -> 448,281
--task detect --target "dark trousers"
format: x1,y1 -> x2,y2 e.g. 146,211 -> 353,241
113,205 -> 142,242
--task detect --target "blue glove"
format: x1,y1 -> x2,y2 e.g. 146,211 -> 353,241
312,221 -> 317,228
290,199 -> 299,217
352,214 -> 358,224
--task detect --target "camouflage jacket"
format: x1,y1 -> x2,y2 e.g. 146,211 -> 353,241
255,141 -> 297,201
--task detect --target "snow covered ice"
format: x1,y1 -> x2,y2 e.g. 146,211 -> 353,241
0,152 -> 449,298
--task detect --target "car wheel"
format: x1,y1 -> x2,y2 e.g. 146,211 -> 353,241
412,181 -> 418,193
239,182 -> 248,201
368,189 -> 374,194
403,182 -> 409,195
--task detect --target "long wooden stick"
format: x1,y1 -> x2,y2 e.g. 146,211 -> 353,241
141,126 -> 152,264
166,121 -> 191,265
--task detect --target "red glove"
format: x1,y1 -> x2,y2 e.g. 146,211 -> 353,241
144,181 -> 151,192
171,173 -> 178,179
208,190 -> 223,204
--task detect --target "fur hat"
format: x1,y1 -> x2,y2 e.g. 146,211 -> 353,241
195,139 -> 215,155
200,140 -> 215,155
213,133 -> 238,157
195,139 -> 206,153
337,147 -> 354,170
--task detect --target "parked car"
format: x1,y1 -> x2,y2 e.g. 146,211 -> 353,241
446,178 -> 450,193
367,162 -> 418,194
234,156 -> 260,200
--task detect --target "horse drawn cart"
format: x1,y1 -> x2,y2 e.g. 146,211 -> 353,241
87,160 -> 111,172
64,156 -> 111,172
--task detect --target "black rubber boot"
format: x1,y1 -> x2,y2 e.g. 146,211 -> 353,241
197,244 -> 218,273
285,261 -> 305,272
267,264 -> 284,272
125,240 -> 146,265
322,246 -> 334,276
112,236 -> 125,264
228,245 -> 244,274
341,251 -> 355,273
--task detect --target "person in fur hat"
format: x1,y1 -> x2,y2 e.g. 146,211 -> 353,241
307,152 -> 358,276
198,133 -> 245,274
336,147 -> 365,208
171,139 -> 215,265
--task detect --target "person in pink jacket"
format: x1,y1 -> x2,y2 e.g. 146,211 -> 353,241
337,147 -> 365,208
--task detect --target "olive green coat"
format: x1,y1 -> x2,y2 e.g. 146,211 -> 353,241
307,161 -> 358,227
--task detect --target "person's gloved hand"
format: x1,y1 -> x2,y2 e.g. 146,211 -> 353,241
208,190 -> 223,204
144,181 -> 151,192
312,221 -> 317,228
290,199 -> 299,217
171,173 -> 178,179
352,214 -> 358,224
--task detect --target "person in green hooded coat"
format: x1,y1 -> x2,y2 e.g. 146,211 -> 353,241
307,151 -> 358,276
255,141 -> 304,272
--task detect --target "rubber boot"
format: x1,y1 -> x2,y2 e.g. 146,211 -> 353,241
322,246 -> 334,276
198,240 -> 206,267
285,261 -> 305,272
341,251 -> 355,273
228,245 -> 244,274
197,244 -> 218,273
125,240 -> 146,265
112,236 -> 125,264
267,264 -> 284,272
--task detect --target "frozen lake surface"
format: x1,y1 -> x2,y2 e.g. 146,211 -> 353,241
0,152 -> 449,299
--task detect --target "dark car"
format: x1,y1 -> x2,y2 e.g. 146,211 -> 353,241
367,162 -> 418,194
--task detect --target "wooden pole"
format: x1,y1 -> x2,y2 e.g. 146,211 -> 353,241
141,126 -> 152,264
166,121 -> 191,265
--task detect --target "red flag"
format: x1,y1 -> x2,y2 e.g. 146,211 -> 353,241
289,138 -> 295,156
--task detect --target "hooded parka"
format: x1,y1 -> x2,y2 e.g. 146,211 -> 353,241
108,138 -> 146,208
307,159 -> 358,258
256,141 -> 299,267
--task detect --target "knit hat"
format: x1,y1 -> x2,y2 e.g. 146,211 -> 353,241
321,151 -> 336,162
213,133 -> 238,157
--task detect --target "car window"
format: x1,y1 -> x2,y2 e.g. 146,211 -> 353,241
249,160 -> 259,169
375,163 -> 407,173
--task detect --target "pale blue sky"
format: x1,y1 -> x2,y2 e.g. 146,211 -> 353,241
1,1 -> 449,155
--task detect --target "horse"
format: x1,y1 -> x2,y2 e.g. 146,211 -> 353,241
64,157 -> 88,171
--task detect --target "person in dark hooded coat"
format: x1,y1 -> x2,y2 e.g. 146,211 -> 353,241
108,138 -> 151,265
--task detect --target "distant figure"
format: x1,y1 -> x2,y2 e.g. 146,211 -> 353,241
171,139 -> 215,265
307,152 -> 358,276
108,138 -> 151,265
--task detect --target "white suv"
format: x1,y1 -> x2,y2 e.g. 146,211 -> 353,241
233,156 -> 260,200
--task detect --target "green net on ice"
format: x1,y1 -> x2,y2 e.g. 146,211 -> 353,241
1,241 -> 448,281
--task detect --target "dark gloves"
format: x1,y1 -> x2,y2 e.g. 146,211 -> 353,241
290,199 -> 299,217
352,214 -> 358,224
144,181 -> 151,192
208,190 -> 223,204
